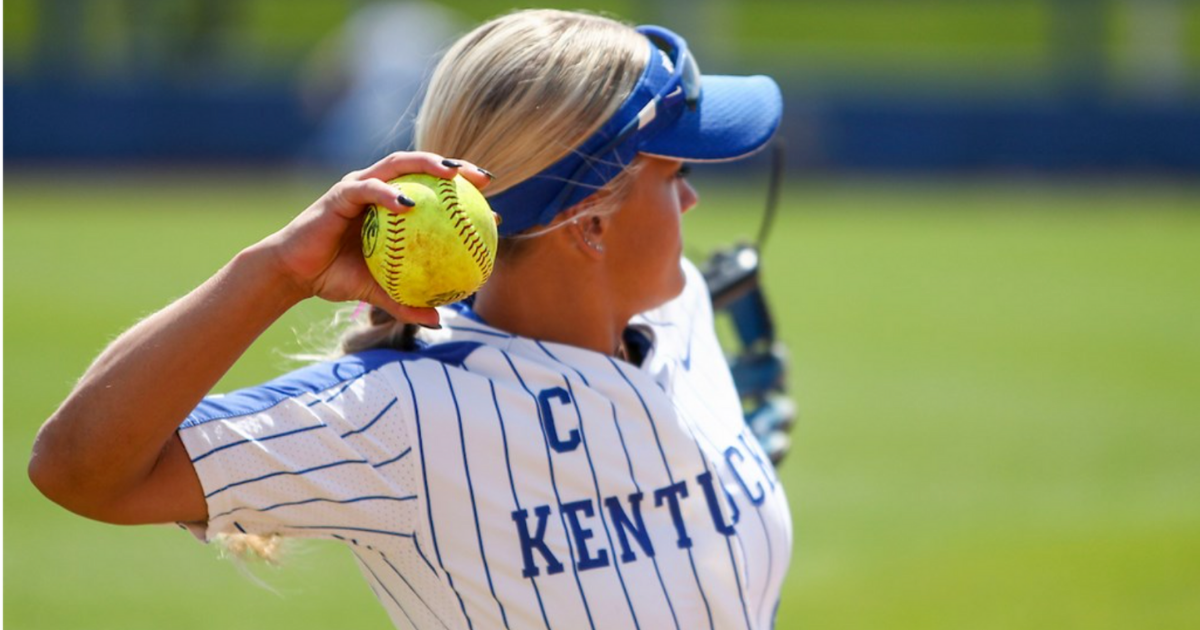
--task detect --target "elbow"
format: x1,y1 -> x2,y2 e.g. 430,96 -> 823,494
28,430 -> 74,511
28,422 -> 195,525
29,445 -> 111,522
28,424 -> 108,521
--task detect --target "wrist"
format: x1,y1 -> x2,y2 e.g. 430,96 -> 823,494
229,242 -> 312,313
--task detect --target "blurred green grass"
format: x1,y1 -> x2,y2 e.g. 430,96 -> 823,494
5,171 -> 1200,629
7,0 -> 1199,91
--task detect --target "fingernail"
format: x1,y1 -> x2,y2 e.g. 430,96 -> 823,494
396,193 -> 416,207
419,322 -> 442,330
477,166 -> 496,180
441,159 -> 463,168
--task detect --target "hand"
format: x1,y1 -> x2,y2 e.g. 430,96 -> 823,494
259,152 -> 493,325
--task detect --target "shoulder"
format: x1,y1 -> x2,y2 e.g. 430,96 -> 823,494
182,344 -> 489,428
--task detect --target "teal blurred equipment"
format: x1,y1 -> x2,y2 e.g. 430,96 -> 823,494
702,142 -> 795,464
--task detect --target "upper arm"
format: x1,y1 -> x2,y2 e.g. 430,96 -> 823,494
29,423 -> 207,527
104,433 -> 208,525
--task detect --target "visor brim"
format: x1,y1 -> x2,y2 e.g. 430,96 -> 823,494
641,74 -> 783,162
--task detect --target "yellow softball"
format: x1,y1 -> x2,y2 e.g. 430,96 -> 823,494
361,174 -> 499,308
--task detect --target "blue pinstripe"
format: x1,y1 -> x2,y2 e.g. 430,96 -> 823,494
669,400 -> 753,630
734,531 -> 751,593
751,505 -> 775,626
534,342 -> 642,629
377,550 -> 456,630
341,397 -> 398,438
739,432 -> 778,628
442,364 -> 512,629
412,534 -> 438,577
447,325 -> 513,338
354,551 -> 423,629
401,360 -> 476,630
286,525 -> 414,539
373,446 -> 413,469
398,361 -> 440,583
500,350 -> 597,630
306,377 -> 360,407
205,442 -> 412,500
477,374 -> 552,628
210,494 -> 417,521
675,374 -> 780,629
561,375 -> 642,630
190,423 -> 324,463
607,399 -> 681,629
608,357 -> 716,630
205,458 -> 369,499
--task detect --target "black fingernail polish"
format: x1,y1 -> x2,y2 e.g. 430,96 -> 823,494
419,323 -> 442,330
441,159 -> 463,168
477,167 -> 496,180
396,193 -> 416,207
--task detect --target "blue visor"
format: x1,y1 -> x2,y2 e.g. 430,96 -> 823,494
487,25 -> 783,236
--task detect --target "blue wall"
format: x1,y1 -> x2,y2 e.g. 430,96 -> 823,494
6,79 -> 1199,173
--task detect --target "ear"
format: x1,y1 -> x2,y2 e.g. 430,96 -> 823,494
563,209 -> 612,259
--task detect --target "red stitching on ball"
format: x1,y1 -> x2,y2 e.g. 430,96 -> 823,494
432,178 -> 494,279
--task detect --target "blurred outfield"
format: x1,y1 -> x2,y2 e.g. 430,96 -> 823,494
4,171 -> 1199,629
7,0 -> 1200,88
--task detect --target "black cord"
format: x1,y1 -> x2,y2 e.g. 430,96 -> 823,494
754,139 -> 786,253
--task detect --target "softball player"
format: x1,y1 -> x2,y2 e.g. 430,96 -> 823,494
31,9 -> 790,629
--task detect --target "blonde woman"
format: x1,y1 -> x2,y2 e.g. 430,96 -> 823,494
31,9 -> 789,629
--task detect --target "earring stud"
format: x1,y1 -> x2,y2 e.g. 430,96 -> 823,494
582,236 -> 605,253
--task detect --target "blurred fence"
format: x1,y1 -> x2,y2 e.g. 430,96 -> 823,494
5,0 -> 1199,173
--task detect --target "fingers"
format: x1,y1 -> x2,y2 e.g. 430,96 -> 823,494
328,178 -> 412,219
452,159 -> 494,191
347,151 -> 451,183
346,151 -> 494,190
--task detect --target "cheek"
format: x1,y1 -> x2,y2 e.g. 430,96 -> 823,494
653,191 -> 684,233
655,209 -> 686,294
649,206 -> 682,255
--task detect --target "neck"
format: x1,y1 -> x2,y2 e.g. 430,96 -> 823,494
473,243 -> 630,357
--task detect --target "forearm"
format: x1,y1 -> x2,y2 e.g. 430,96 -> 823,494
29,242 -> 306,517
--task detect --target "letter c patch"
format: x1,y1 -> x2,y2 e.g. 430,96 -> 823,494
538,387 -> 580,453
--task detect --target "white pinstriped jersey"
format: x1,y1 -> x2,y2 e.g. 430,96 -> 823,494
178,259 -> 792,630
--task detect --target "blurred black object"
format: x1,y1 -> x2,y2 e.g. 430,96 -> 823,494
703,142 -> 795,465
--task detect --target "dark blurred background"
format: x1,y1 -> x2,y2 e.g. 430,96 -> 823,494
6,0 -> 1199,174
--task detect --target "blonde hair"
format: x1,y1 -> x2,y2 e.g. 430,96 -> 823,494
217,532 -> 283,565
415,9 -> 649,198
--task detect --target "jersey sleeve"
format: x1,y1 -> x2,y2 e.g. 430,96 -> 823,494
176,351 -> 422,543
